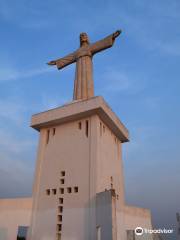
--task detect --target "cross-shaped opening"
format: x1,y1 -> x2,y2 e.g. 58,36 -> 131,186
61,171 -> 65,177
58,206 -> 63,213
52,189 -> 57,195
46,189 -> 50,195
67,187 -> 72,193
57,224 -> 62,232
58,215 -> 62,222
60,179 -> 65,184
57,233 -> 61,240
74,186 -> 78,193
60,188 -> 64,194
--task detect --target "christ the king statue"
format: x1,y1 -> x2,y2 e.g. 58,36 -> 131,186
48,30 -> 121,100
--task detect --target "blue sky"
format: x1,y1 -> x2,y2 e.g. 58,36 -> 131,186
0,0 -> 179,239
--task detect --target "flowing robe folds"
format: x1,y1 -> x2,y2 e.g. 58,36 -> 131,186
55,34 -> 115,100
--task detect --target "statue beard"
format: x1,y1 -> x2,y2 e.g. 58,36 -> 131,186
80,38 -> 90,47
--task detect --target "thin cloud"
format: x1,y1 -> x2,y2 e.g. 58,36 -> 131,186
0,67 -> 53,82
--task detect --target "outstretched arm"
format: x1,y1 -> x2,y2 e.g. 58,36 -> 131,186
47,52 -> 76,70
90,30 -> 121,55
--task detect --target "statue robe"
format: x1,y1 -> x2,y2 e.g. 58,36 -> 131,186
55,33 -> 115,100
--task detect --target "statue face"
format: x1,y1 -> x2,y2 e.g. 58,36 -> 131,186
80,33 -> 89,45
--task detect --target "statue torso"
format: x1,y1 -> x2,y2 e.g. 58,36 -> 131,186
75,45 -> 92,59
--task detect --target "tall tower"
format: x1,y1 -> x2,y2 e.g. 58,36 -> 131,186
28,31 -> 153,240
28,97 -> 129,240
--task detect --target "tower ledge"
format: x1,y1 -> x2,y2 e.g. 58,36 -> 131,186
31,96 -> 129,142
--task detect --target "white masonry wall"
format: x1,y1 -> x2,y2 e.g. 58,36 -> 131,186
95,115 -> 126,240
0,97 -> 154,240
28,97 -> 153,240
29,113 -> 126,240
29,117 -> 93,240
0,198 -> 32,240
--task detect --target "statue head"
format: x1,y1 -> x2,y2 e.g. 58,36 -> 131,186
80,32 -> 89,46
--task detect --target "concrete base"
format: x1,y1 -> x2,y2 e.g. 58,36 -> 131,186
0,194 -> 159,240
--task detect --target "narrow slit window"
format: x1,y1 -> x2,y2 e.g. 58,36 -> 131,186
100,122 -> 102,136
60,179 -> 65,184
58,215 -> 62,222
74,186 -> 78,193
60,188 -> 64,194
59,198 -> 63,204
103,125 -> 105,133
58,206 -> 63,213
67,187 -> 72,193
78,122 -> 82,129
46,189 -> 50,195
61,171 -> 65,177
53,128 -> 56,136
52,189 -> 57,195
46,129 -> 50,144
85,120 -> 89,137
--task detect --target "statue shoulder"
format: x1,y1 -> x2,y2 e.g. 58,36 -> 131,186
76,46 -> 92,59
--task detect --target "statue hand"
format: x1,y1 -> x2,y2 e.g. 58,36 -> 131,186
113,30 -> 122,39
47,60 -> 57,66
